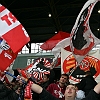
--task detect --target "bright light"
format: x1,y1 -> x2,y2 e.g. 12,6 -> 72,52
98,10 -> 100,13
48,13 -> 51,17
55,31 -> 57,33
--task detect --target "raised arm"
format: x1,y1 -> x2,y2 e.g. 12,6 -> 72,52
31,83 -> 59,100
94,82 -> 100,94
31,83 -> 43,94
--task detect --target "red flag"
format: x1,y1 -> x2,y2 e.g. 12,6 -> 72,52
0,4 -> 30,53
70,0 -> 100,64
40,31 -> 71,67
0,38 -> 17,72
40,31 -> 70,50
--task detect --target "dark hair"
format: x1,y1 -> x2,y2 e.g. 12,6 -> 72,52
44,74 -> 50,78
61,73 -> 69,79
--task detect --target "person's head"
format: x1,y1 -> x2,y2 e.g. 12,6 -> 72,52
64,84 -> 77,100
59,74 -> 69,86
42,74 -> 50,83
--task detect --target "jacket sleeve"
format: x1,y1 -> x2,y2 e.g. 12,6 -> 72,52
0,81 -> 11,98
8,91 -> 19,100
0,81 -> 19,100
39,89 -> 59,100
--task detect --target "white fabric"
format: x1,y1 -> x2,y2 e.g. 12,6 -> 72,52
70,0 -> 100,64
76,90 -> 85,99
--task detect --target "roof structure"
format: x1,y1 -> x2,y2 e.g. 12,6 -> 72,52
0,0 -> 100,44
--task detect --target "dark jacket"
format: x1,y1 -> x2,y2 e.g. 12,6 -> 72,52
76,75 -> 97,96
0,81 -> 19,100
39,89 -> 100,100
40,80 -> 50,89
32,81 -> 50,100
39,89 -> 59,100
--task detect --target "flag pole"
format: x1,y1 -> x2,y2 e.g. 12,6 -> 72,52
51,53 -> 60,69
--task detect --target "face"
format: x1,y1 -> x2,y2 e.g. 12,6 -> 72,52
59,75 -> 68,84
43,75 -> 49,82
64,85 -> 76,99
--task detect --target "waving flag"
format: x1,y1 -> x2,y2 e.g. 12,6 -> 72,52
61,48 -> 75,75
40,31 -> 70,50
18,58 -> 52,81
40,31 -> 71,67
0,38 -> 17,72
70,0 -> 100,64
61,48 -> 100,83
0,4 -> 30,53
0,4 -> 30,72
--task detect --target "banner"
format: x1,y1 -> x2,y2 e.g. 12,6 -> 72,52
61,48 -> 100,82
0,4 -> 30,53
70,0 -> 100,64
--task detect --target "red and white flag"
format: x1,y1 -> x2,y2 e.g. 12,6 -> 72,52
40,31 -> 70,50
61,48 -> 100,83
61,48 -> 75,74
0,38 -> 17,72
0,4 -> 30,72
40,31 -> 71,66
18,58 -> 52,81
70,0 -> 100,64
88,50 -> 100,77
0,4 -> 30,53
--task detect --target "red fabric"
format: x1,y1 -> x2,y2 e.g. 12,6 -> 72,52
61,49 -> 100,82
40,31 -> 70,50
40,31 -> 71,67
3,24 -> 30,53
24,81 -> 33,99
46,83 -> 66,100
0,5 -> 30,53
0,4 -> 30,72
0,47 -> 17,72
17,69 -> 27,78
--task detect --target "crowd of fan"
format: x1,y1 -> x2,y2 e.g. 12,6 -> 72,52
0,67 -> 100,100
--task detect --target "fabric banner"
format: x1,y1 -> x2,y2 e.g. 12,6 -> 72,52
18,58 -> 52,81
61,48 -> 100,83
0,38 -> 17,72
0,4 -> 30,53
40,31 -> 70,51
70,0 -> 100,64
40,31 -> 71,67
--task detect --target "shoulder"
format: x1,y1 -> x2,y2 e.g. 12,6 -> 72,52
40,89 -> 59,100
47,83 -> 58,90
84,89 -> 100,100
48,83 -> 57,86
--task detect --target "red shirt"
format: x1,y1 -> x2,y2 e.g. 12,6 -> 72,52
46,83 -> 66,100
